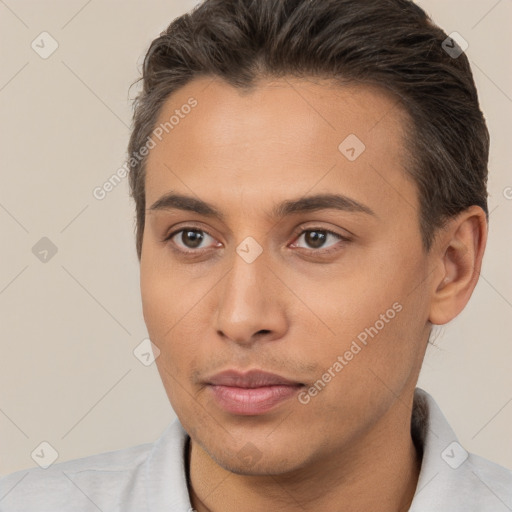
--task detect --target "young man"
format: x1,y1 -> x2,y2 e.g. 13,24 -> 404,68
1,0 -> 511,510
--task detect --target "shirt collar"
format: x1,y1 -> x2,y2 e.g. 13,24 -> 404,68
144,415 -> 191,510
409,388 -> 512,511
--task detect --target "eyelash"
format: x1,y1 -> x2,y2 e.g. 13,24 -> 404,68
162,225 -> 350,257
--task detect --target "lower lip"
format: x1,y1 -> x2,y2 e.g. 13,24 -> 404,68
208,384 -> 303,415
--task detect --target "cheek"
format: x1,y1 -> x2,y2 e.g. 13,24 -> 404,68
140,252 -> 190,339
140,263 -> 185,386
140,260 -> 206,377
315,249 -> 429,378
365,274 -> 429,375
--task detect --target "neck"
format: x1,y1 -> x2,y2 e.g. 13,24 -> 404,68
188,397 -> 422,512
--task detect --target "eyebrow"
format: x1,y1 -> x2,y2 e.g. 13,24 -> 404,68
147,191 -> 376,220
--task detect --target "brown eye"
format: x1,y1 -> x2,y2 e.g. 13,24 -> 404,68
165,228 -> 218,254
179,229 -> 205,249
294,229 -> 346,252
303,230 -> 328,249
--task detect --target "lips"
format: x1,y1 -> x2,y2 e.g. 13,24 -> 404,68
206,369 -> 304,415
207,369 -> 303,388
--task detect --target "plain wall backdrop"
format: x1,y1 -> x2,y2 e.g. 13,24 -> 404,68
0,0 -> 511,476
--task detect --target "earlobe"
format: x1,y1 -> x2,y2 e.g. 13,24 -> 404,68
428,206 -> 488,326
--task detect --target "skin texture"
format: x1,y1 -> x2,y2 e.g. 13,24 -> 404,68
140,76 -> 487,512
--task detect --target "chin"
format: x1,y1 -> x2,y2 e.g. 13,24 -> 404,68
207,443 -> 306,477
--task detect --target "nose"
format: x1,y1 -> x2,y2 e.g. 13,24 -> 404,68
214,249 -> 288,347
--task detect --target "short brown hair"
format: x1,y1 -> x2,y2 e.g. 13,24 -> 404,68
128,0 -> 489,261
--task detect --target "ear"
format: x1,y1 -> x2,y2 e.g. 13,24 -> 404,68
429,206 -> 488,326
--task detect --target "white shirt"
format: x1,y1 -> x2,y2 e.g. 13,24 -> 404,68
1,388 -> 511,511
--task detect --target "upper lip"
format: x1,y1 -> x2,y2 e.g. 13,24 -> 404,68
206,369 -> 303,388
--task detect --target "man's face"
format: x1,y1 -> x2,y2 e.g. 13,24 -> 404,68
140,77 -> 433,474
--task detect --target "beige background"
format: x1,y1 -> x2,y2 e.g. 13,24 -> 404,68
0,0 -> 511,476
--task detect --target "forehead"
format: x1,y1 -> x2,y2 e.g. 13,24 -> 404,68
144,76 -> 416,221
